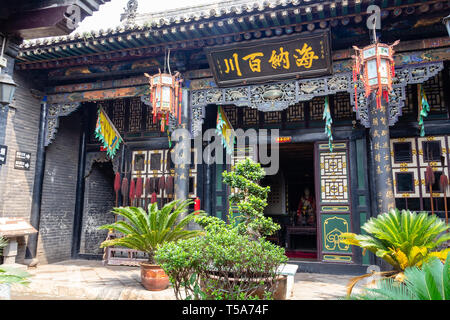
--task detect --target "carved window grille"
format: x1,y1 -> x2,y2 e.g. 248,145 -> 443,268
264,111 -> 282,124
391,136 -> 450,214
423,73 -> 445,114
130,149 -> 198,200
145,106 -> 159,132
403,85 -> 415,115
286,103 -> 305,122
395,172 -> 415,193
333,93 -> 352,119
422,141 -> 442,162
112,99 -> 126,133
310,97 -> 325,121
128,98 -> 142,133
243,108 -> 259,126
223,105 -> 238,127
393,142 -> 413,164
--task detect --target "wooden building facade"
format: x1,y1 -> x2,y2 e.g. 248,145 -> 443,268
8,0 -> 450,272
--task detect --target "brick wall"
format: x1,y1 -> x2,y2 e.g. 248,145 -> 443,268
0,70 -> 41,263
80,160 -> 115,255
36,111 -> 81,264
0,71 -> 40,218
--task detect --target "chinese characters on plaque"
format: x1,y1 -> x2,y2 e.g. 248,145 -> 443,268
205,32 -> 332,87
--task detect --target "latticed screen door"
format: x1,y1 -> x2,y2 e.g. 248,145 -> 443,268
315,142 -> 354,263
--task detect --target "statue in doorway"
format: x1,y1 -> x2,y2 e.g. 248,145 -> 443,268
296,187 -> 316,226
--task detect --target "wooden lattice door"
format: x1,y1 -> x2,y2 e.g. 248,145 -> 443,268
315,142 -> 354,263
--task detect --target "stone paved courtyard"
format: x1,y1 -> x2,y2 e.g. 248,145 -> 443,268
10,260 -> 362,300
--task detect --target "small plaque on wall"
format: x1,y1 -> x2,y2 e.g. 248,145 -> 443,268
0,145 -> 7,165
14,151 -> 31,171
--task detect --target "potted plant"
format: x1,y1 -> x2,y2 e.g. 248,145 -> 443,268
155,159 -> 289,300
347,252 -> 450,300
98,199 -> 204,291
222,158 -> 280,240
340,208 -> 450,295
0,237 -> 31,300
155,215 -> 288,300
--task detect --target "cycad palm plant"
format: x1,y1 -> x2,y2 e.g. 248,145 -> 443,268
99,199 -> 204,264
349,252 -> 450,300
341,208 -> 450,272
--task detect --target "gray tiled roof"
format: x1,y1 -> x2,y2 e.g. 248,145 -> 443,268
135,0 -> 302,26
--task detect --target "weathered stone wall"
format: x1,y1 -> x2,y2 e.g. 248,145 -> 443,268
80,160 -> 115,256
36,112 -> 81,264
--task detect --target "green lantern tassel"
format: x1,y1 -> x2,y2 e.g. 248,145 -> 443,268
323,96 -> 333,152
418,84 -> 430,137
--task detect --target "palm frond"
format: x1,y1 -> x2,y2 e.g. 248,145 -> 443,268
98,199 -> 204,263
345,209 -> 449,270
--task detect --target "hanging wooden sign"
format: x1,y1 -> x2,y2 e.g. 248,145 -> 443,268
14,151 -> 31,170
205,32 -> 332,87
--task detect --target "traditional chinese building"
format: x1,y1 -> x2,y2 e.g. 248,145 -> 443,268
3,0 -> 450,274
0,0 -> 111,265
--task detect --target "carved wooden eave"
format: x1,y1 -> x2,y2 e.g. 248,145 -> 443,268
45,102 -> 82,147
189,62 -> 444,136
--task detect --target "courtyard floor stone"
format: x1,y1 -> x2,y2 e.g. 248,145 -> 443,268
9,260 -> 362,300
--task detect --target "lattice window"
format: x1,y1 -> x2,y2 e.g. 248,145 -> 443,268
391,136 -> 450,213
422,140 -> 442,162
395,172 -> 415,193
264,111 -> 282,124
393,142 -> 413,164
423,73 -> 445,114
310,97 -> 325,121
403,84 -> 415,115
145,106 -> 159,132
128,98 -> 142,133
286,103 -> 305,122
243,108 -> 259,126
112,99 -> 126,133
334,93 -> 352,119
319,152 -> 349,203
223,105 -> 238,127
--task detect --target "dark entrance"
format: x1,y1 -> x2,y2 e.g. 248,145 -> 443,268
262,143 -> 317,260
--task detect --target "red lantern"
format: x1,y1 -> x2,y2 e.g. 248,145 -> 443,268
352,39 -> 399,110
145,70 -> 183,132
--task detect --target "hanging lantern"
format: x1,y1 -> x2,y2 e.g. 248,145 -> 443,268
352,39 -> 399,110
144,70 -> 183,132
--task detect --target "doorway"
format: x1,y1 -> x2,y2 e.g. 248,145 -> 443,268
262,142 -> 318,260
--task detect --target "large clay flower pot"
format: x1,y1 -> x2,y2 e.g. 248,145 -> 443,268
140,263 -> 169,291
201,273 -> 287,300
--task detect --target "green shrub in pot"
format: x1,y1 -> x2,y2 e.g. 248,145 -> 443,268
155,215 -> 288,300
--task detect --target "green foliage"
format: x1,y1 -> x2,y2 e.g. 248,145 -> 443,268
98,199 -> 205,263
0,237 -> 31,286
222,158 -> 280,239
349,252 -> 450,300
341,208 -> 450,271
0,265 -> 31,286
155,215 -> 288,300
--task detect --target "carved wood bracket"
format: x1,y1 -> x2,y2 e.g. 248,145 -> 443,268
189,62 -> 444,137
